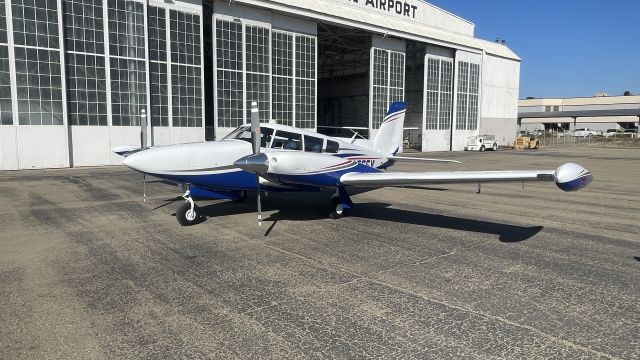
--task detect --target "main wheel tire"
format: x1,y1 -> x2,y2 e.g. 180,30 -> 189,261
176,201 -> 200,226
329,196 -> 344,219
492,143 -> 497,151
480,145 -> 485,152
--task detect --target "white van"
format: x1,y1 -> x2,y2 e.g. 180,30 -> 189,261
465,135 -> 498,151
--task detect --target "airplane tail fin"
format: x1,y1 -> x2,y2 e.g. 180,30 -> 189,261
373,102 -> 407,155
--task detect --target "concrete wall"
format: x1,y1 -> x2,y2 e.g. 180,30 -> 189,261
479,53 -> 520,146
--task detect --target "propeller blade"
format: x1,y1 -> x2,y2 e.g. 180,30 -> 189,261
249,101 -> 262,226
250,101 -> 260,155
257,176 -> 262,227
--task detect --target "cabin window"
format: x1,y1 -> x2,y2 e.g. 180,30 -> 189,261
304,135 -> 324,153
325,140 -> 339,153
221,125 -> 273,148
271,130 -> 302,150
222,126 -> 250,141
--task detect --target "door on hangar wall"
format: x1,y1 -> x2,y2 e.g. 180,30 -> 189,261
452,53 -> 481,151
369,35 -> 405,145
213,15 -> 317,139
422,54 -> 454,151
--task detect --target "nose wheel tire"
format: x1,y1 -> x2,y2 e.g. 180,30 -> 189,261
177,201 -> 200,226
329,196 -> 344,219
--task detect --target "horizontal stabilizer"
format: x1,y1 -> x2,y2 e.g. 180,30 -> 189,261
112,145 -> 142,157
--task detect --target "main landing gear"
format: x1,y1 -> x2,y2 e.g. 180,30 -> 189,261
176,189 -> 200,226
175,186 -> 353,225
329,187 -> 353,220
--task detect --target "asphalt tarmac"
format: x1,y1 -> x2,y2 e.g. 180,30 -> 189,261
1,147 -> 639,359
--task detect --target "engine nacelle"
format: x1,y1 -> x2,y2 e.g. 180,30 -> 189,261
554,163 -> 592,192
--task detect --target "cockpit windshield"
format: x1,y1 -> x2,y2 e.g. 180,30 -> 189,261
222,125 -> 274,148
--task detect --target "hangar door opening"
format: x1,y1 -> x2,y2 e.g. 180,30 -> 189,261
317,23 -> 370,138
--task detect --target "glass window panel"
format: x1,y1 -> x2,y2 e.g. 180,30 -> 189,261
149,61 -> 168,126
12,0 -> 59,50
110,57 -> 146,126
371,48 -> 403,129
107,0 -> 144,59
148,6 -> 166,62
270,130 -> 302,150
171,64 -> 201,127
304,135 -> 323,153
170,9 -> 200,65
0,45 -> 12,125
66,53 -> 107,126
13,48 -> 63,125
63,0 -> 105,55
0,0 -> 8,44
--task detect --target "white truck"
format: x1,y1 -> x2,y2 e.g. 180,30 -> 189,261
465,135 -> 498,151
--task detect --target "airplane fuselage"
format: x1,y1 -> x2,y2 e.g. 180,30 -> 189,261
123,123 -> 392,195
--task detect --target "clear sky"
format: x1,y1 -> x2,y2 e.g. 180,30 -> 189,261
426,0 -> 640,99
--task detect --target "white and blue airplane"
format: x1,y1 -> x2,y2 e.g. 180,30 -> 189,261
115,102 -> 592,226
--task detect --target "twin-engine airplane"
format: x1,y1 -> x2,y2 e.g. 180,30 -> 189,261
115,102 -> 592,226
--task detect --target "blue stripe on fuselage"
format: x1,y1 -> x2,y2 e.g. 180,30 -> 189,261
155,170 -> 258,191
272,163 -> 380,188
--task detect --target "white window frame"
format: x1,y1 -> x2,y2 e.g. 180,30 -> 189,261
369,47 -> 405,130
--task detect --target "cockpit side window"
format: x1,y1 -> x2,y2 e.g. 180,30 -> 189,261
325,140 -> 339,153
271,130 -> 302,150
222,126 -> 250,141
221,126 -> 273,148
304,135 -> 324,153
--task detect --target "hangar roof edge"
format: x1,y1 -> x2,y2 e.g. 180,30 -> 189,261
232,0 -> 520,61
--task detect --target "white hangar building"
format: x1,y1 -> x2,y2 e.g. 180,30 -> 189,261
0,0 -> 521,170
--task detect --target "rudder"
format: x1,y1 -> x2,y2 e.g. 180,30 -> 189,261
373,102 -> 407,155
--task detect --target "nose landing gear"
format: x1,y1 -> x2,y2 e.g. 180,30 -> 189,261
176,189 -> 200,226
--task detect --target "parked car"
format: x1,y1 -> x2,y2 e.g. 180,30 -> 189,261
604,129 -> 623,138
573,128 -> 591,137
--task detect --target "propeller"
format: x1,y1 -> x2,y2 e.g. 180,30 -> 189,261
249,102 -> 263,226
232,102 -> 267,226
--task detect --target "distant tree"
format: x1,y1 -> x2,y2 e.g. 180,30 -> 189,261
526,96 -> 535,99
623,90 -> 632,96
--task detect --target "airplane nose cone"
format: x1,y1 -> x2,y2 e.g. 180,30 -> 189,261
122,152 -> 144,172
234,153 -> 269,174
554,163 -> 593,192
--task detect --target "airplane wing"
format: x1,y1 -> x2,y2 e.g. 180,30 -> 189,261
388,156 -> 461,164
340,163 -> 592,192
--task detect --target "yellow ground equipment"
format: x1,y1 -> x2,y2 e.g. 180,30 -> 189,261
515,136 -> 540,150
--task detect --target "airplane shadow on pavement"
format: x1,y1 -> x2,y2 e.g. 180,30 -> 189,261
185,192 -> 542,243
